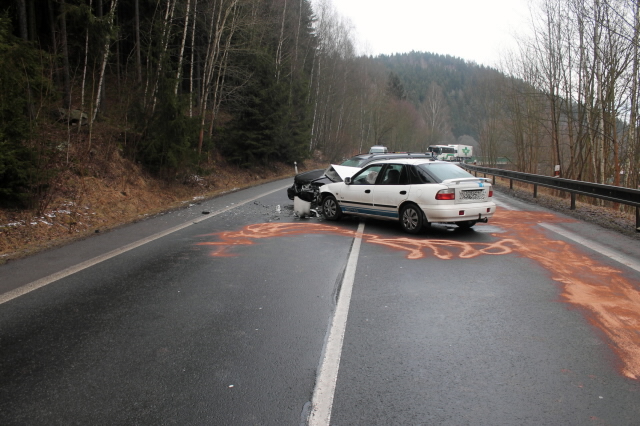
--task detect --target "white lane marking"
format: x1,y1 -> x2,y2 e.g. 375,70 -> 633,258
493,198 -> 516,210
540,223 -> 640,273
0,185 -> 288,305
308,222 -> 365,426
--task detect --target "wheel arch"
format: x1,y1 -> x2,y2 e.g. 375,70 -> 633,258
398,200 -> 428,224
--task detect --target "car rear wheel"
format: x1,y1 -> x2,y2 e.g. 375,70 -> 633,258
322,195 -> 342,220
400,203 -> 423,234
456,220 -> 476,229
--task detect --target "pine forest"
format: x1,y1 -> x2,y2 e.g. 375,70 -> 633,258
2,0 -> 640,212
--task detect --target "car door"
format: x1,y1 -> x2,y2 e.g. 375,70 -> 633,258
371,164 -> 410,219
335,164 -> 383,215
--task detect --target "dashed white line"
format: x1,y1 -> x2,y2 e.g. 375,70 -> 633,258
308,222 -> 365,426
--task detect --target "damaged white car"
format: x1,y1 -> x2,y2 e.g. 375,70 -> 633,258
318,159 -> 496,234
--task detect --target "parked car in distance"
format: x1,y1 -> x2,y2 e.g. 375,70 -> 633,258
369,145 -> 388,154
286,152 -> 436,203
319,159 -> 496,234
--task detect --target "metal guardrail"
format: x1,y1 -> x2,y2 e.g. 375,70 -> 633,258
461,164 -> 640,231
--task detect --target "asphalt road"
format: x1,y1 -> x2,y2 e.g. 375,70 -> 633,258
1,178 -> 639,425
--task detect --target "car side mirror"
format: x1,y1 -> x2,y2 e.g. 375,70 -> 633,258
344,177 -> 351,185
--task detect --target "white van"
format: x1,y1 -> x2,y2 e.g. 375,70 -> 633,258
369,145 -> 388,154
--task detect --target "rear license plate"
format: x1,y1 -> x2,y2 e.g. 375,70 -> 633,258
460,189 -> 485,200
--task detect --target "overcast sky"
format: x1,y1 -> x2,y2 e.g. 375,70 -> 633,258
327,0 -> 532,67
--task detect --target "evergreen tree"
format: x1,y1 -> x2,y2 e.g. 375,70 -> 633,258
387,72 -> 406,100
0,12 -> 49,207
134,81 -> 200,178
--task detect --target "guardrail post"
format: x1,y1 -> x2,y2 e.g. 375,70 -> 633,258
570,193 -> 576,210
493,175 -> 496,185
510,179 -> 513,189
636,207 -> 640,232
533,184 -> 538,198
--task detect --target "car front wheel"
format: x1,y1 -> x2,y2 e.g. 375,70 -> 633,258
400,203 -> 423,234
322,195 -> 342,220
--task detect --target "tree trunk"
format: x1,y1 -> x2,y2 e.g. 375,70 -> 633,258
80,0 -> 93,133
92,0 -> 120,124
632,0 -> 640,190
151,0 -> 177,113
135,0 -> 142,84
16,0 -> 28,40
47,0 -> 61,89
275,0 -> 287,83
197,0 -> 239,154
59,0 -> 72,110
174,0 -> 192,96
189,0 -> 198,117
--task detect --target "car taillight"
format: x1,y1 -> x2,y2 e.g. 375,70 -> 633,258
436,189 -> 455,200
488,189 -> 493,197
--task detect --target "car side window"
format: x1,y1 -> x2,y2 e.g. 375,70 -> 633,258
351,165 -> 384,185
380,164 -> 406,185
408,165 -> 433,184
398,166 -> 409,184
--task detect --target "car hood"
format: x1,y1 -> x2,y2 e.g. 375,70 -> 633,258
294,168 -> 325,184
330,165 -> 360,181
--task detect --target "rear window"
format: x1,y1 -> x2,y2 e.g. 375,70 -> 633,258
418,163 -> 474,182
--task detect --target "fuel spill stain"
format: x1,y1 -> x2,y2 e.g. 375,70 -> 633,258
492,210 -> 640,381
198,211 -> 640,380
198,222 -> 516,260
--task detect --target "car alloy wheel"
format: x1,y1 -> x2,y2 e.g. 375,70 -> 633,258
400,203 -> 423,234
322,195 -> 342,220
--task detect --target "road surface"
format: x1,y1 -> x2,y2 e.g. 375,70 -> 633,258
1,179 -> 639,425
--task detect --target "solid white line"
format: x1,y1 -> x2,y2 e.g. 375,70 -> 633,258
0,185 -> 288,305
493,198 -> 516,210
539,223 -> 640,273
308,222 -> 365,426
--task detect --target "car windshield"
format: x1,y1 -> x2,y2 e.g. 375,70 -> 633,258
340,157 -> 368,167
418,163 -> 474,182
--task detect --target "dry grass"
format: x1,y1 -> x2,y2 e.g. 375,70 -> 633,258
0,125 -> 327,263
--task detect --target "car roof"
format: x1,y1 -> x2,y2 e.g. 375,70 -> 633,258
366,158 -> 450,166
350,152 -> 434,161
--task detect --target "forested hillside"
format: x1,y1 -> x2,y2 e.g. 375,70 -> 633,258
2,0 -> 640,217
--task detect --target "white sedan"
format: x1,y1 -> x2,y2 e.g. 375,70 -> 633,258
318,159 -> 496,234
